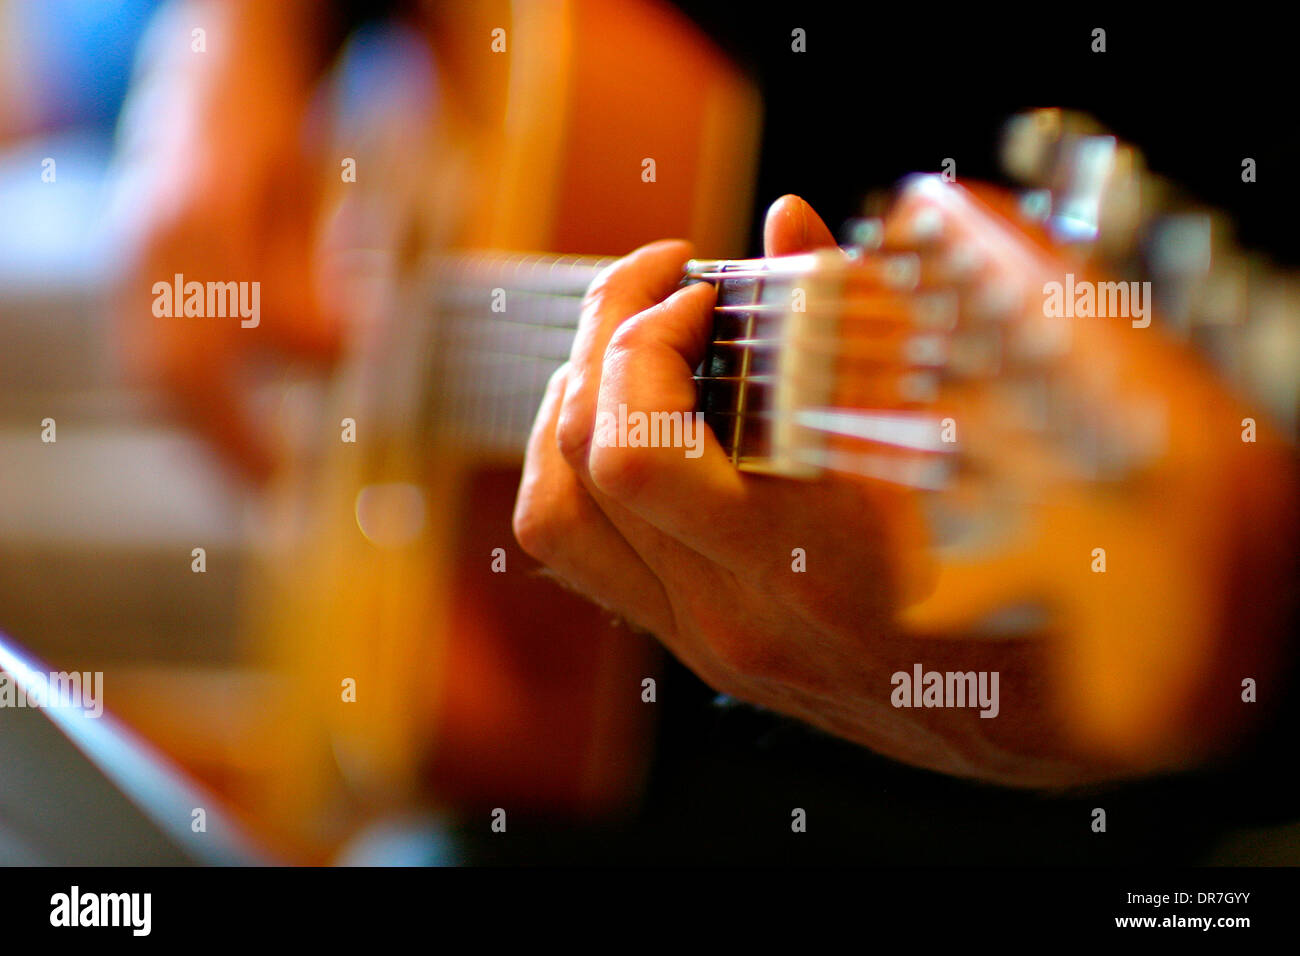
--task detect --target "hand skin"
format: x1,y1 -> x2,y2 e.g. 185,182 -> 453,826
514,195 -> 1156,789
115,0 -> 340,483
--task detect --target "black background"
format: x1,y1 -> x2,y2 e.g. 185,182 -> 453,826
678,7 -> 1297,265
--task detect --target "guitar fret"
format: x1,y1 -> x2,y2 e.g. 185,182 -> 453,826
693,374 -> 776,384
690,253 -> 851,470
729,276 -> 762,465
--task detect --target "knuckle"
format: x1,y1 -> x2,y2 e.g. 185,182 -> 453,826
540,363 -> 588,469
554,398 -> 591,469
588,440 -> 653,502
510,501 -> 550,563
543,361 -> 570,397
606,316 -> 648,356
512,485 -> 566,564
580,261 -> 621,313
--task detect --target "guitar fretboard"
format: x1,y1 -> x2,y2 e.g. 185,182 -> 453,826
420,252 -> 832,472
686,255 -> 840,472
423,254 -> 609,454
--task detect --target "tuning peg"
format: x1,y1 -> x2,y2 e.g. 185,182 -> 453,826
841,217 -> 883,252
1001,108 -> 1064,184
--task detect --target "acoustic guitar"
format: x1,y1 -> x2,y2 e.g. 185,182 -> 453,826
256,104 -> 1297,856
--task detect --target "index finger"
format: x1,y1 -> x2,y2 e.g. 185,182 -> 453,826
556,239 -> 694,473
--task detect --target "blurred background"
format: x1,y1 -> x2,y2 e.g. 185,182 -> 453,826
0,0 -> 1296,864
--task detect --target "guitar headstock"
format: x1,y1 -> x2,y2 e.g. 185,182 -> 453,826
691,113 -> 1298,768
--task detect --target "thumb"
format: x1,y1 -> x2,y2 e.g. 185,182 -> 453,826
763,194 -> 839,256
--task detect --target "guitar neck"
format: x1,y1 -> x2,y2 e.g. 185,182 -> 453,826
420,253 -> 608,455
418,251 -> 821,467
416,247 -> 957,490
409,193 -> 1297,479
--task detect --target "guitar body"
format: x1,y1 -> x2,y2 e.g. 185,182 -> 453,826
248,0 -> 759,855
415,0 -> 757,814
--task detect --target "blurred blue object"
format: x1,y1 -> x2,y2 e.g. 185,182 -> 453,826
0,131 -> 113,289
7,0 -> 161,135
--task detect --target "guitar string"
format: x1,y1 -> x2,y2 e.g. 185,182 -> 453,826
436,261 -> 861,452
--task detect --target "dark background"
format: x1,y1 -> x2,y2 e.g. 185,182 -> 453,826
679,8 -> 1298,266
